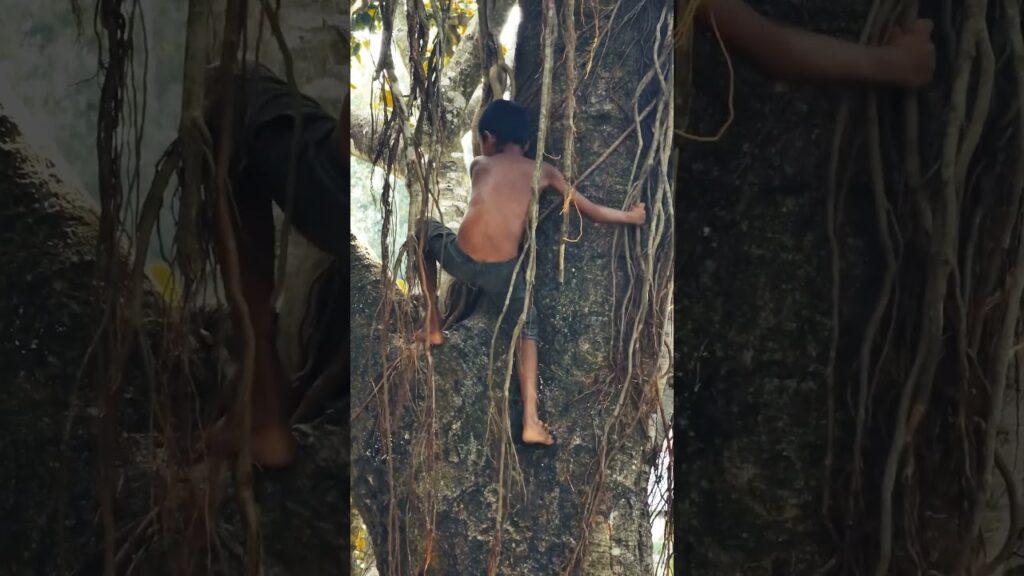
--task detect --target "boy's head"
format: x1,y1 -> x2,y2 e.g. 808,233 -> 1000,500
478,99 -> 529,155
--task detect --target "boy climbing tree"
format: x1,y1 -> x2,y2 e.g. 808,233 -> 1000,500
415,100 -> 646,446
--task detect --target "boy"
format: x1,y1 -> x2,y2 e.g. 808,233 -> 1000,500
204,61 -> 346,467
415,100 -> 646,446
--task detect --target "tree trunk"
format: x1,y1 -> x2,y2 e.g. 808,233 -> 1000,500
680,0 -> 1024,574
350,1 -> 669,574
0,80 -> 345,576
678,3 -> 842,563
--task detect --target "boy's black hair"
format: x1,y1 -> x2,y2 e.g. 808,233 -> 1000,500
477,99 -> 529,148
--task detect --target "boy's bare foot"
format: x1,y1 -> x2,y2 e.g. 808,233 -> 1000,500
413,328 -> 445,348
205,417 -> 297,468
522,418 -> 555,446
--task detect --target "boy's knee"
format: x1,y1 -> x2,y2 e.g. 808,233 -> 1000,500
414,217 -> 438,233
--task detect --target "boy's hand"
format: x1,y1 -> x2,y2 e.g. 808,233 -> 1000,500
884,19 -> 935,89
626,202 -> 646,225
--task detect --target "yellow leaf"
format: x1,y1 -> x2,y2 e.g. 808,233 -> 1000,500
351,82 -> 357,90
367,7 -> 376,18
500,44 -> 508,58
356,531 -> 367,552
383,88 -> 394,108
396,278 -> 408,295
146,261 -> 177,303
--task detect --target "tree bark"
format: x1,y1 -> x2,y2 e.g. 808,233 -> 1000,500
678,0 -> 875,571
350,1 -> 669,574
679,0 -> 1023,574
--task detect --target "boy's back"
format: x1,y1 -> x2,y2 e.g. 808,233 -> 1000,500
458,153 -> 546,263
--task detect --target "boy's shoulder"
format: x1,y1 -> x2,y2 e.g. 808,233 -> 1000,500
469,155 -> 486,175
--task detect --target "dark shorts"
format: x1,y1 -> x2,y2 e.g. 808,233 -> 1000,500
227,63 -> 346,256
238,116 -> 345,256
422,219 -> 539,341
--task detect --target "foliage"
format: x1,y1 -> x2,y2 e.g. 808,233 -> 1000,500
350,507 -> 377,575
351,0 -> 476,73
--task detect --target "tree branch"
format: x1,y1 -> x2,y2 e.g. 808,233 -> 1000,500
350,0 -> 517,166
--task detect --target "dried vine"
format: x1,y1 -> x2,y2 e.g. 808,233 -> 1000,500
358,0 -> 452,573
93,0 -> 135,572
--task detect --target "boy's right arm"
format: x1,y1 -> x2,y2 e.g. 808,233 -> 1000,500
542,164 -> 645,225
696,0 -> 935,88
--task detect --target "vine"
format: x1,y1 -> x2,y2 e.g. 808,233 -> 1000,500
810,0 -> 1024,573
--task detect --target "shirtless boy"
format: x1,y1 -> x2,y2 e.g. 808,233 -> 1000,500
416,99 -> 646,446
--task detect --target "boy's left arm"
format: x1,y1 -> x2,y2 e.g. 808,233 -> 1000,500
695,0 -> 935,88
543,164 -> 645,225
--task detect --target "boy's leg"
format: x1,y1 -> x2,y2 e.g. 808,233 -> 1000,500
235,188 -> 296,466
208,177 -> 296,467
413,218 -> 449,347
517,335 -> 553,445
416,252 -> 445,346
516,305 -> 554,445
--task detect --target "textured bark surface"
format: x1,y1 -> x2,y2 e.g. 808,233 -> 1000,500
0,82 -> 345,576
678,0 -> 868,573
350,1 -> 668,574
0,90 -> 108,575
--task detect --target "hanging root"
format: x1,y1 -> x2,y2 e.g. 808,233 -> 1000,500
980,450 -> 1023,576
561,1 -> 675,573
814,0 -> 1024,573
205,1 -> 264,573
355,0 -> 457,572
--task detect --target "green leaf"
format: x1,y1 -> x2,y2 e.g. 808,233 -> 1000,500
351,39 -> 362,63
353,10 -> 375,30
